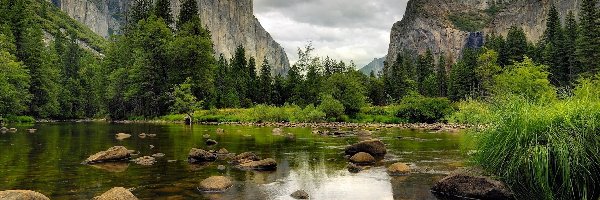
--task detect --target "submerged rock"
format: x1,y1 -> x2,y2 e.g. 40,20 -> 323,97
8,128 -> 17,132
387,163 -> 410,175
84,146 -> 131,164
217,165 -> 226,171
152,153 -> 165,158
93,187 -> 138,200
356,129 -> 372,136
431,173 -> 514,200
347,163 -> 363,173
272,128 -> 283,135
217,148 -> 229,155
349,152 -> 375,165
205,139 -> 218,146
115,133 -> 131,140
232,152 -> 260,162
216,128 -> 224,134
238,158 -> 277,171
90,162 -> 129,173
27,129 -> 37,133
199,176 -> 233,192
290,190 -> 309,199
345,139 -> 387,156
0,190 -> 50,200
138,133 -> 147,139
188,148 -> 217,163
133,156 -> 156,166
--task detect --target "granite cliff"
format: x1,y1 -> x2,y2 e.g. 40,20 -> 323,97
53,0 -> 290,74
386,0 -> 582,65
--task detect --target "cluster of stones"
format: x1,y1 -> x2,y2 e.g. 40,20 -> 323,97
200,122 -> 472,132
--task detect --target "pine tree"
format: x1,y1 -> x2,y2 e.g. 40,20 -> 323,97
417,49 -> 435,96
367,71 -> 386,106
231,45 -> 249,105
258,58 -> 272,104
154,0 -> 173,26
129,0 -> 153,25
286,64 -> 304,105
304,63 -> 321,105
448,48 -> 480,101
576,0 -> 600,75
246,57 -> 257,105
271,74 -> 285,106
505,26 -> 528,64
542,4 -> 568,86
436,53 -> 448,97
178,0 -> 199,29
564,11 -> 579,81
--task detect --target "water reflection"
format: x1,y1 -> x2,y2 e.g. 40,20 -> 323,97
0,123 -> 468,199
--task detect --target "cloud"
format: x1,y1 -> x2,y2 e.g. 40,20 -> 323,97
254,0 -> 409,68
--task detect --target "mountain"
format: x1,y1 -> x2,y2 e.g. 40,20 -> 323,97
53,0 -> 290,74
386,0 -> 581,65
359,57 -> 386,75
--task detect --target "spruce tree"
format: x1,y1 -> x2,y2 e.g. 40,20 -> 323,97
258,58 -> 272,104
542,4 -> 568,86
154,0 -> 173,26
416,49 -> 434,96
271,74 -> 286,106
178,0 -> 199,29
564,11 -> 579,81
576,0 -> 600,75
436,53 -> 448,97
247,57 -> 257,105
505,26 -> 528,64
304,63 -> 321,105
129,0 -> 153,25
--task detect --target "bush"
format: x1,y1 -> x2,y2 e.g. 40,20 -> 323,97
294,104 -> 326,122
446,99 -> 493,124
3,115 -> 35,123
317,95 -> 345,120
475,95 -> 600,200
393,95 -> 456,123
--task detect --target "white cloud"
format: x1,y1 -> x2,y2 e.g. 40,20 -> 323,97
254,0 -> 409,68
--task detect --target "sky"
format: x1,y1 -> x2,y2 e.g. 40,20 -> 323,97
253,0 -> 410,68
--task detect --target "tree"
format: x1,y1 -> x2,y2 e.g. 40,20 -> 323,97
417,49 -> 435,96
564,11 -> 579,81
154,0 -> 173,26
476,49 -> 502,96
285,64 -> 304,105
322,72 -> 366,115
129,0 -> 153,25
542,4 -> 568,86
258,58 -> 272,104
448,48 -> 480,101
576,0 -> 600,75
317,94 -> 345,120
0,34 -> 30,115
247,57 -> 257,104
171,77 -> 199,121
271,74 -> 286,106
383,52 -> 414,101
304,62 -> 321,105
177,0 -> 198,29
367,71 -> 386,106
492,57 -> 556,102
505,26 -> 528,64
436,53 -> 448,97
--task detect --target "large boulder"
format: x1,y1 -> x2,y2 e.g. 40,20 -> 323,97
93,187 -> 138,200
387,163 -> 410,175
0,190 -> 50,200
349,152 -> 375,165
431,174 -> 514,200
199,176 -> 233,192
188,148 -> 217,163
238,158 -> 277,171
344,139 -> 387,156
84,146 -> 131,164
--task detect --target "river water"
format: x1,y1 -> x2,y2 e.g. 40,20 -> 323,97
0,123 -> 470,200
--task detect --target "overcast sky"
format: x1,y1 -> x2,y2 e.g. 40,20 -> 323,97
253,0 -> 409,68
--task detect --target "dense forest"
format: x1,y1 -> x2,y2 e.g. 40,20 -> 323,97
1,0 -> 599,122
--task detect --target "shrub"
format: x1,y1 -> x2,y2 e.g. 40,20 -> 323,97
294,104 -> 326,122
446,99 -> 493,124
3,115 -> 35,123
394,95 -> 456,123
492,57 -> 556,103
317,94 -> 345,120
475,96 -> 600,200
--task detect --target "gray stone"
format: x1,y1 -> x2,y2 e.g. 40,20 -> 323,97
93,187 -> 138,200
188,148 -> 217,163
290,190 -> 309,199
0,190 -> 50,200
84,146 -> 130,164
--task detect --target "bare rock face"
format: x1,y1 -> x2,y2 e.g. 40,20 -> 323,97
84,146 -> 131,164
199,176 -> 233,192
54,0 -> 290,74
0,190 -> 50,200
386,0 -> 581,65
93,187 -> 138,200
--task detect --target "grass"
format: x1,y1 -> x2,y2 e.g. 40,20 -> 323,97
467,77 -> 600,199
1,115 -> 35,123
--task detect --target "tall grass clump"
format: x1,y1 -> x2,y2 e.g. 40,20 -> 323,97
475,88 -> 600,199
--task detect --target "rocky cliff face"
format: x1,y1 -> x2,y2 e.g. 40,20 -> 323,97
54,0 -> 290,74
386,0 -> 581,65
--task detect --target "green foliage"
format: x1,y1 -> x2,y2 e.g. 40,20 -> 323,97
153,0 -> 173,25
446,99 -> 492,124
448,12 -> 488,32
435,54 -> 448,97
177,0 -> 199,29
475,95 -> 600,200
0,46 -> 31,115
171,78 -> 199,117
505,26 -> 528,63
317,94 -> 345,120
492,57 -> 556,103
393,95 -> 455,123
475,49 -> 502,95
576,0 -> 600,75
448,48 -> 480,101
322,72 -> 367,115
3,115 -> 35,123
